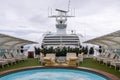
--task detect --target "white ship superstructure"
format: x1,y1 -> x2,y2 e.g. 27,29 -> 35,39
42,9 -> 80,48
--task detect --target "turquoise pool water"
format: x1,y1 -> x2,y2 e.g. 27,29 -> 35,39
0,68 -> 109,80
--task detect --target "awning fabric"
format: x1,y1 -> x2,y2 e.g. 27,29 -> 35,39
0,33 -> 38,49
84,30 -> 120,49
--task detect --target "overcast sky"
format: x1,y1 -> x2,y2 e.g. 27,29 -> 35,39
0,0 -> 120,43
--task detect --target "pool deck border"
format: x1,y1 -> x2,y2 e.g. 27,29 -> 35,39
0,66 -> 120,80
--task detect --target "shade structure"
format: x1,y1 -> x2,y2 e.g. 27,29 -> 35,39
0,33 -> 38,49
84,30 -> 120,49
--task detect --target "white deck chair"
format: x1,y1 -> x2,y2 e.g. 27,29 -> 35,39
0,57 -> 8,68
20,53 -> 28,60
97,53 -> 110,63
11,53 -> 23,62
103,53 -> 116,65
110,58 -> 120,70
4,53 -> 16,64
93,52 -> 105,61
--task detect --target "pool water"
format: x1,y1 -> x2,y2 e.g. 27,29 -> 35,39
0,68 -> 109,80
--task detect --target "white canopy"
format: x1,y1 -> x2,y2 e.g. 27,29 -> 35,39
0,33 -> 38,49
84,30 -> 120,49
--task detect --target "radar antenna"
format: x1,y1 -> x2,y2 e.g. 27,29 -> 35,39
48,0 -> 75,34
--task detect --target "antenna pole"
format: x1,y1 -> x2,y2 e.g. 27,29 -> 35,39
68,0 -> 71,12
74,8 -> 75,16
48,8 -> 49,16
51,8 -> 52,15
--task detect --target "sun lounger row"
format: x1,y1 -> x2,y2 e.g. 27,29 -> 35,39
93,52 -> 120,70
0,53 -> 27,68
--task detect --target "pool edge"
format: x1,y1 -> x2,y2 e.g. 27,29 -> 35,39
0,66 -> 120,80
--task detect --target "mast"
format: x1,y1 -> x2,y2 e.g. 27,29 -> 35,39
48,9 -> 74,34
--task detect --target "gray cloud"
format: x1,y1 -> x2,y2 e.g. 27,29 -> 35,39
0,0 -> 120,42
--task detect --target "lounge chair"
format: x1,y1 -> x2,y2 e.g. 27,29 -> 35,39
11,53 -> 23,62
44,53 -> 56,66
0,60 -> 8,68
66,53 -> 78,66
66,57 -> 78,66
46,53 -> 55,61
4,53 -> 16,64
20,53 -> 28,60
93,51 -> 104,61
96,52 -> 110,63
44,57 -> 55,66
103,53 -> 116,66
110,58 -> 120,70
0,57 -> 8,68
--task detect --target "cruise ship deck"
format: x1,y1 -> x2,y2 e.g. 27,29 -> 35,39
0,0 -> 120,80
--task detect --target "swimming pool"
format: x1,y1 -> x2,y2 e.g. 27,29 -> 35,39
0,68 -> 109,80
